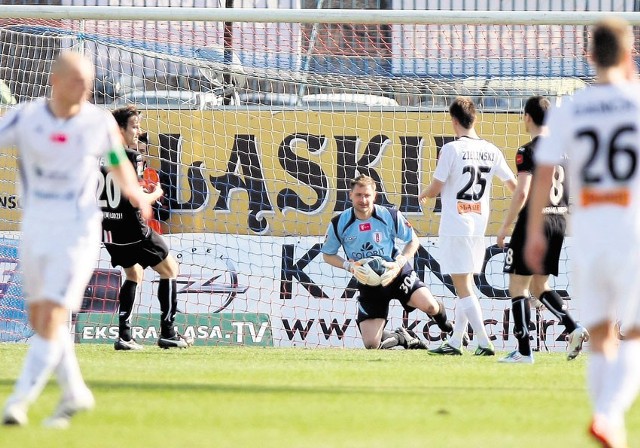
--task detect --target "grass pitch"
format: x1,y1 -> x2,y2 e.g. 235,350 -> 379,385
0,345 -> 638,448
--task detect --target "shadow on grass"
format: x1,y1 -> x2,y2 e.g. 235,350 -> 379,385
0,378 -> 583,395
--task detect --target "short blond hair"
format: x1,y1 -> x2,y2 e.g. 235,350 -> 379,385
350,174 -> 376,191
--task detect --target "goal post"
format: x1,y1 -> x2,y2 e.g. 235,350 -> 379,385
0,7 -> 623,348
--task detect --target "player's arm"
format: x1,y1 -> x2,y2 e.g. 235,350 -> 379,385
418,179 -> 444,202
419,145 -> 452,203
524,164 -> 554,273
497,172 -> 531,248
380,212 -> 417,287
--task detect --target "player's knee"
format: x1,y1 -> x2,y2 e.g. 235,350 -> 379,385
154,255 -> 178,278
364,341 -> 379,349
28,302 -> 67,338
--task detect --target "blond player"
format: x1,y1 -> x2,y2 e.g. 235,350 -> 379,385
525,18 -> 640,448
1,52 -> 153,428
419,96 -> 516,356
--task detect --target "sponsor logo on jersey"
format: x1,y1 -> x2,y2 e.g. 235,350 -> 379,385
49,133 -> 67,143
457,201 -> 482,214
580,188 -> 630,207
359,223 -> 371,231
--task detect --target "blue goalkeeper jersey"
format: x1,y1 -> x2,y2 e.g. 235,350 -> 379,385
321,205 -> 415,261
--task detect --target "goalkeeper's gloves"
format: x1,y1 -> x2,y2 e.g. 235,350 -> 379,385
344,260 -> 370,284
380,255 -> 407,287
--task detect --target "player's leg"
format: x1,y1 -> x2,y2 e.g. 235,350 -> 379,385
2,301 -> 67,426
592,264 -> 640,448
593,326 -> 640,448
44,230 -> 100,428
499,273 -> 534,363
530,276 -> 588,360
114,264 -> 144,350
405,276 -> 452,334
452,272 -> 494,356
358,318 -> 390,349
355,293 -> 400,349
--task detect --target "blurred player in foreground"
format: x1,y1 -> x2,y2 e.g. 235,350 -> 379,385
525,18 -> 640,448
101,105 -> 192,350
497,96 -> 589,364
419,97 -> 516,356
1,52 -> 151,428
322,175 -> 452,349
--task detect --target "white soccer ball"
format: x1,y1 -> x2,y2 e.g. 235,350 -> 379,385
357,256 -> 391,287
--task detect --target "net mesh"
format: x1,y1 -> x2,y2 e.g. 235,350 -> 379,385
0,15 -> 601,349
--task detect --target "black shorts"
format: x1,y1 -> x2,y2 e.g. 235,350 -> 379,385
105,230 -> 169,269
504,214 -> 565,276
356,264 -> 424,324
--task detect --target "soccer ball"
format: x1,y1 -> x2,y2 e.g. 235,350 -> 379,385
358,255 -> 393,287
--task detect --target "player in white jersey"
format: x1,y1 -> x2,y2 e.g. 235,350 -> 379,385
525,18 -> 640,448
419,96 -> 516,356
0,52 -> 153,429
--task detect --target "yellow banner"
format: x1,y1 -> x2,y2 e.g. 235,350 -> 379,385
0,110 -> 526,236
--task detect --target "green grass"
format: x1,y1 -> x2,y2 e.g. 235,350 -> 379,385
0,345 -> 638,448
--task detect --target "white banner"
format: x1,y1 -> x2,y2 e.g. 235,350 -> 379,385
105,233 -> 576,351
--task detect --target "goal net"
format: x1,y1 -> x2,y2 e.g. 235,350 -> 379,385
0,7 -> 613,350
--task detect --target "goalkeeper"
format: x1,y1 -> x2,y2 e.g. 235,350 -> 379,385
322,175 -> 452,349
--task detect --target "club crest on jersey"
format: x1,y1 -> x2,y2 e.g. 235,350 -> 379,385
373,232 -> 382,243
50,133 -> 67,143
359,223 -> 371,231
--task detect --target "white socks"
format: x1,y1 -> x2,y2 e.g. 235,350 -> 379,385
587,352 -> 609,408
461,295 -> 491,347
55,325 -> 88,401
449,300 -> 468,349
598,339 -> 640,428
8,333 -> 63,405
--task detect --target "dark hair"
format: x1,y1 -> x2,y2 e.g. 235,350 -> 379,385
591,18 -> 633,68
524,96 -> 550,126
138,132 -> 148,144
449,96 -> 476,129
111,105 -> 140,130
350,174 -> 376,191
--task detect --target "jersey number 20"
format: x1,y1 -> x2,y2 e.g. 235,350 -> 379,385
97,171 -> 122,209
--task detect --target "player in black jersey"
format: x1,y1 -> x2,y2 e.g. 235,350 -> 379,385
496,96 -> 588,363
100,106 -> 192,350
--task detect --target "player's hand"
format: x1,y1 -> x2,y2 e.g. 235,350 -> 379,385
380,255 -> 407,287
348,260 -> 370,284
418,191 -> 429,204
524,231 -> 547,274
130,194 -> 153,220
496,225 -> 509,248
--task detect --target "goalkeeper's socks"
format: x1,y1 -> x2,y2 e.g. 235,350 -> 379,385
511,296 -> 531,356
432,299 -> 453,333
10,334 -> 63,404
379,331 -> 401,349
539,290 -> 577,333
118,280 -> 137,341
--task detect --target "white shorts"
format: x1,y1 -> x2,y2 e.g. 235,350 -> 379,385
438,235 -> 485,275
572,244 -> 640,334
20,219 -> 101,312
